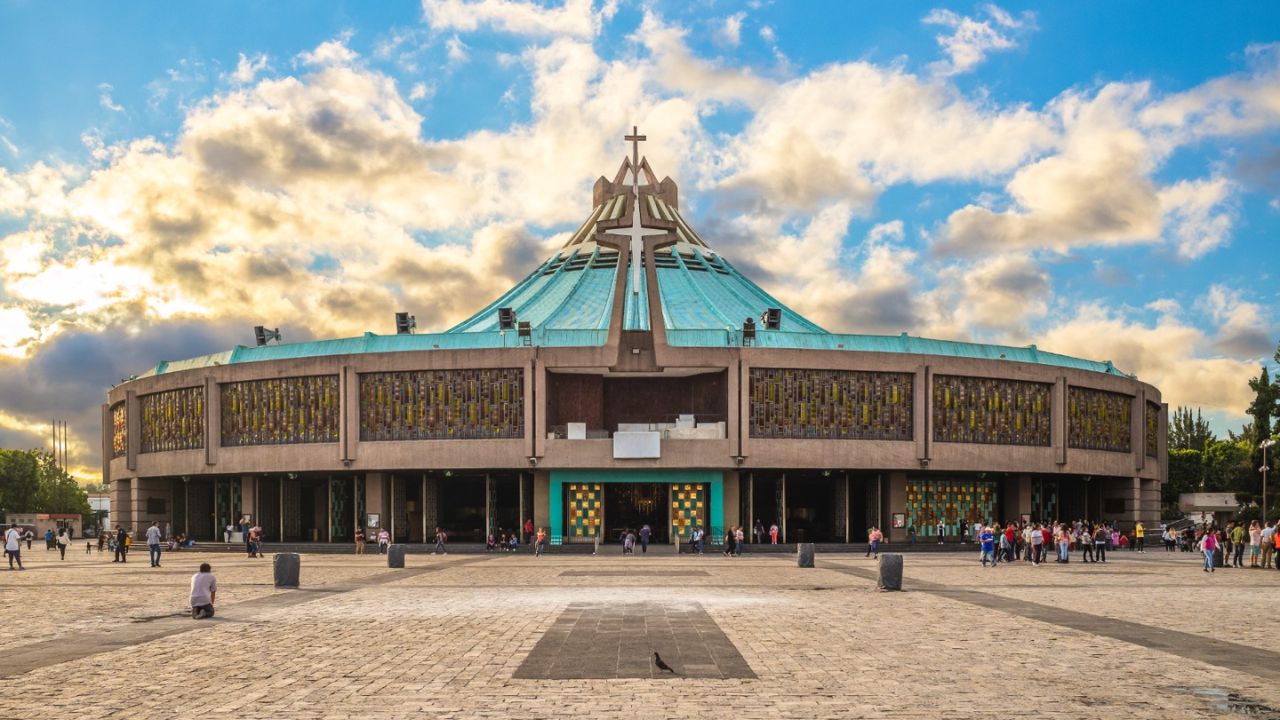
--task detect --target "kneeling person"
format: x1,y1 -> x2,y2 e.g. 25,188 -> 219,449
190,562 -> 217,619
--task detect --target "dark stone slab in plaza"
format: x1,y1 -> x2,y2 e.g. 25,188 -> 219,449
559,570 -> 709,577
387,544 -> 406,568
878,553 -> 903,591
514,602 -> 755,680
797,543 -> 814,568
273,552 -> 300,587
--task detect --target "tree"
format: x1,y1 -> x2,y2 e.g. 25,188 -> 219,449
1164,448 -> 1203,518
0,449 -> 41,514
1170,406 -> 1216,451
1247,366 -> 1278,443
35,452 -> 91,516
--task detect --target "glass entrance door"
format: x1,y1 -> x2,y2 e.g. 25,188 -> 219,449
603,483 -> 668,543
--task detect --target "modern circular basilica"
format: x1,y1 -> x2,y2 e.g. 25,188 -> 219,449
105,143 -> 1167,547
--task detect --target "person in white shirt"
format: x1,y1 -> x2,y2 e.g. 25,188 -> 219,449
146,521 -> 163,567
55,528 -> 69,560
190,563 -> 217,619
4,523 -> 24,570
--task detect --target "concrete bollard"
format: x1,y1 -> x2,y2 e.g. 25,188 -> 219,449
387,544 -> 406,568
797,543 -> 815,568
274,552 -> 300,588
878,553 -> 903,591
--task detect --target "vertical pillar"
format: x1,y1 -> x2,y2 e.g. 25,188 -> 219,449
780,473 -> 787,543
125,389 -> 140,472
422,476 -> 428,543
484,473 -> 492,536
721,471 -> 739,533
327,476 -> 334,543
886,472 -> 907,543
1132,392 -> 1145,472
519,472 -> 526,542
914,366 -> 929,461
364,472 -> 386,531
278,476 -> 284,542
240,476 -> 256,525
746,473 -> 754,539
538,471 -> 553,538
845,472 -> 851,543
1054,378 -> 1067,466
205,377 -> 218,468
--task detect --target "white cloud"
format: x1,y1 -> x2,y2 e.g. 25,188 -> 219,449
925,253 -> 1050,337
446,35 -> 469,65
421,0 -> 616,39
1158,176 -> 1236,259
923,3 -> 1033,76
1198,284 -> 1275,358
409,82 -> 432,101
297,36 -> 359,67
98,83 -> 124,112
714,12 -> 746,48
1037,303 -> 1259,417
231,53 -> 269,84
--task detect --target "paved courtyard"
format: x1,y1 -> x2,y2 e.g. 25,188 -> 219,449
1,545 -> 1278,719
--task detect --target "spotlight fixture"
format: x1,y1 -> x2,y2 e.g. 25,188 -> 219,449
395,312 -> 417,335
761,307 -> 781,330
528,456 -> 538,467
517,321 -> 532,346
741,317 -> 756,346
498,307 -> 517,330
254,326 -> 282,347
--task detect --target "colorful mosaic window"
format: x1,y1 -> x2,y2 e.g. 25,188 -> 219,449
932,375 -> 1051,446
359,369 -> 524,441
1145,402 -> 1160,458
1031,478 -> 1058,523
110,402 -> 127,458
565,483 -> 602,541
671,483 -> 706,540
220,375 -> 340,447
749,368 -> 913,440
1068,386 -> 1132,453
904,478 -> 998,537
139,387 -> 204,453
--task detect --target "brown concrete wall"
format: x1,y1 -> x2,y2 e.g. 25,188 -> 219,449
721,471 -> 740,530
105,344 -> 1165,522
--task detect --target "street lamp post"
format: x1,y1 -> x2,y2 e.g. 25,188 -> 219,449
1262,439 -> 1276,524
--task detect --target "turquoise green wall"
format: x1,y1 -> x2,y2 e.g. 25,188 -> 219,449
549,469 -> 724,540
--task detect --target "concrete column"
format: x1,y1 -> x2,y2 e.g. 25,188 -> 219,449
365,472 -> 386,531
1139,478 -> 1161,528
100,404 -> 111,486
721,471 -> 740,532
112,478 -> 132,532
533,470 -> 550,535
342,365 -> 359,463
205,377 -> 218,467
914,366 -> 929,461
1053,378 -> 1067,466
886,472 -> 907,543
727,360 -> 742,459
1132,392 -> 1144,472
526,359 -> 538,460
739,359 -> 752,460
241,476 -> 256,524
126,389 -> 140,472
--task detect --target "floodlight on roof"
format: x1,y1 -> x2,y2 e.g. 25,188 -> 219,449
253,326 -> 282,347
761,307 -> 781,330
517,321 -> 532,346
742,317 -> 756,346
498,307 -> 517,330
395,312 -> 416,335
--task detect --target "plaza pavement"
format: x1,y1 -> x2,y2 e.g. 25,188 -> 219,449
1,544 -> 1278,719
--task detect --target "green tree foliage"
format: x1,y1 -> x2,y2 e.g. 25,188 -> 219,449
0,450 -> 41,514
1202,440 -> 1253,495
1247,365 -> 1278,443
1164,448 -> 1203,518
0,449 -> 90,516
1169,406 -> 1216,451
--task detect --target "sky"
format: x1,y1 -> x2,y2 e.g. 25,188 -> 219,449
0,0 -> 1278,481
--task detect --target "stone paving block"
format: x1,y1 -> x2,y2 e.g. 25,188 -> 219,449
387,544 -> 406,568
878,553 -> 903,591
797,543 -> 814,568
274,552 -> 300,587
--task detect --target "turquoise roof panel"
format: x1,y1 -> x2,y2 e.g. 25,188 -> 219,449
623,257 -> 650,331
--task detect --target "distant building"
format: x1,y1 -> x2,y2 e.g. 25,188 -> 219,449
3,513 -> 82,538
87,491 -> 111,534
103,146 -> 1166,545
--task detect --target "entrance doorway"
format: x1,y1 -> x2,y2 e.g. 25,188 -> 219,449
603,483 -> 668,543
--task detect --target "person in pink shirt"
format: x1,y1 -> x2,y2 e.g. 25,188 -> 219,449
1201,527 -> 1218,573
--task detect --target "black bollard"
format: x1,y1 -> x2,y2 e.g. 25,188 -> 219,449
274,552 -> 300,588
797,543 -> 815,568
387,544 -> 406,568
878,553 -> 903,591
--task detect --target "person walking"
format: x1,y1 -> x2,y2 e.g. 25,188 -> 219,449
1029,523 -> 1043,565
979,525 -> 995,567
936,519 -> 945,545
1230,522 -> 1246,567
190,562 -> 217,619
1134,521 -> 1145,553
1201,527 -> 1218,573
5,523 -> 24,570
524,518 -> 534,544
56,527 -> 70,560
1261,523 -> 1274,570
866,526 -> 883,559
433,527 -> 448,555
535,527 -> 547,557
164,522 -> 172,543
1248,521 -> 1261,568
753,519 -> 764,545
113,526 -> 129,563
23,528 -> 32,550
378,528 -> 391,555
354,528 -> 365,555
769,523 -> 779,544
1093,525 -> 1107,563
639,524 -> 651,554
146,521 -> 163,567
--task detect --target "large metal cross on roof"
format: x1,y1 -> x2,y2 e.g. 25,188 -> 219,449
625,125 -> 645,182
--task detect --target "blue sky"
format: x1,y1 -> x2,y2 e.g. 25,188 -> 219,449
0,0 -> 1278,478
